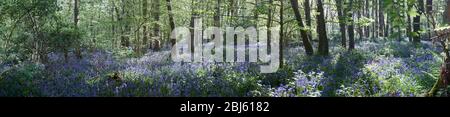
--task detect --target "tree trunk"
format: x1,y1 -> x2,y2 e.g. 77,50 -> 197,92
111,0 -> 117,48
426,0 -> 432,14
74,0 -> 82,59
386,13 -> 390,37
317,0 -> 329,55
280,0 -> 284,68
304,0 -> 313,42
290,0 -> 314,56
267,0 -> 273,55
166,0 -> 176,46
190,0 -> 197,54
152,0 -> 161,50
364,0 -> 369,38
254,0 -> 259,27
142,0 -> 149,52
357,8 -> 363,40
407,9 -> 412,42
374,0 -> 379,38
120,0 -> 130,47
347,0 -> 355,50
379,0 -> 385,37
214,0 -> 221,27
413,0 -> 424,43
426,0 -> 433,40
445,0 -> 450,23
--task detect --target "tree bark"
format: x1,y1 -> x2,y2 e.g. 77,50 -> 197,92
336,0 -> 347,45
74,0 -> 82,59
426,0 -> 432,16
120,0 -> 130,47
190,0 -> 197,54
426,0 -> 433,40
317,0 -> 329,55
379,0 -> 385,37
110,0 -> 117,48
347,0 -> 355,50
280,0 -> 284,68
290,0 -> 314,56
445,0 -> 450,23
374,0 -> 379,38
165,0 -> 176,46
267,0 -> 273,54
304,0 -> 313,42
357,6 -> 363,40
413,0 -> 424,43
142,0 -> 149,52
407,8 -> 412,42
214,0 -> 221,27
152,0 -> 161,50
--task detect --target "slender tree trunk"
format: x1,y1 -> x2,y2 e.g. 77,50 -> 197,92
115,3 -> 122,48
304,0 -> 313,42
336,0 -> 347,48
364,0 -> 369,38
290,0 -> 314,56
427,0 -> 433,40
386,14 -> 391,37
254,0 -> 259,27
370,0 -> 374,38
228,0 -> 236,26
111,0 -> 116,48
347,0 -> 355,50
445,0 -> 450,23
142,0 -> 149,53
90,10 -> 96,51
369,1 -> 373,38
120,0 -> 130,47
74,0 -> 79,34
190,0 -> 197,54
280,0 -> 284,68
384,0 -> 389,38
407,8 -> 412,42
413,0 -> 424,43
152,0 -> 161,50
165,0 -> 176,46
396,0 -> 402,41
374,0 -> 379,38
317,0 -> 329,55
74,0 -> 82,59
267,0 -> 273,53
214,0 -> 221,27
379,0 -> 385,37
357,8 -> 363,40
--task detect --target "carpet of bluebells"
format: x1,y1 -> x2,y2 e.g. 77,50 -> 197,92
0,40 -> 444,97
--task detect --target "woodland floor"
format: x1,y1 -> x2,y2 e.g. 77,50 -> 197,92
0,39 -> 445,97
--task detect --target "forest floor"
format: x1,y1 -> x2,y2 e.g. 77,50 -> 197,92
0,39 -> 445,97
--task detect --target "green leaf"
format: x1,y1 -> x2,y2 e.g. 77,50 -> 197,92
408,8 -> 419,18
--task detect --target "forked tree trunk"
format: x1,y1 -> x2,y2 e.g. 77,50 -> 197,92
290,0 -> 314,56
